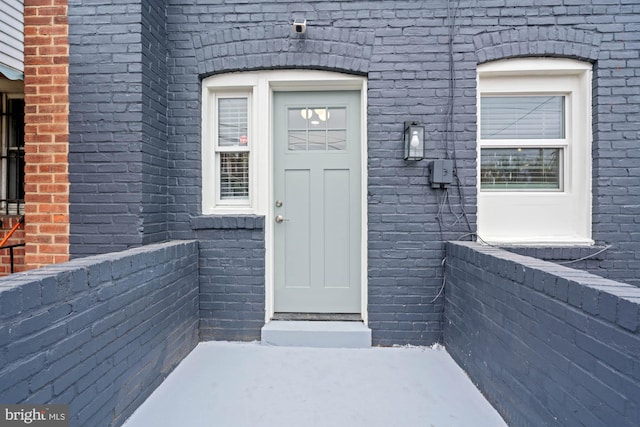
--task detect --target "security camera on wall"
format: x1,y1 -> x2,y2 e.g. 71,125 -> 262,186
293,19 -> 307,34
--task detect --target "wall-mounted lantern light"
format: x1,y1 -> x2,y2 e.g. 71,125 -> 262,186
404,121 -> 424,161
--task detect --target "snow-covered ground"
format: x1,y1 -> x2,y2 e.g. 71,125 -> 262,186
123,341 -> 506,427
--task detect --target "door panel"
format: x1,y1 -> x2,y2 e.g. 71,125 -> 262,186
284,169 -> 311,288
274,91 -> 361,313
324,169 -> 351,289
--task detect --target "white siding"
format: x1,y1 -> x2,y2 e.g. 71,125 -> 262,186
0,0 -> 24,73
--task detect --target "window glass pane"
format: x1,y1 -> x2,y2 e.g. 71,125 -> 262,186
308,108 -> 326,129
308,130 -> 325,151
327,107 -> 346,129
218,98 -> 248,147
327,130 -> 346,150
219,152 -> 249,199
7,151 -> 24,200
288,131 -> 307,151
8,98 -> 24,149
481,148 -> 561,190
481,96 -> 564,139
288,108 -> 309,130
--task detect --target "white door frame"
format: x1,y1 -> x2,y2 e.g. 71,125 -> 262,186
266,72 -> 368,323
272,90 -> 362,314
201,70 -> 368,324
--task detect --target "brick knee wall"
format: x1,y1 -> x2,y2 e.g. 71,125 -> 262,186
23,0 -> 70,269
445,241 -> 640,427
0,241 -> 199,427
192,215 -> 266,342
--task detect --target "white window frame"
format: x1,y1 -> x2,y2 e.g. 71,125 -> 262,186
477,58 -> 593,245
202,90 -> 253,213
214,92 -> 251,207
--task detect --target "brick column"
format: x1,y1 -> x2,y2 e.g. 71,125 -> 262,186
23,0 -> 70,269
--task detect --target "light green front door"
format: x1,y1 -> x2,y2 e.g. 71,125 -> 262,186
273,91 -> 361,313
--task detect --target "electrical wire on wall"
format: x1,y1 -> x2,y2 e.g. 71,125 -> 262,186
455,231 -> 613,265
556,245 -> 612,265
432,3 -> 613,345
436,0 -> 473,242
434,0 -> 468,344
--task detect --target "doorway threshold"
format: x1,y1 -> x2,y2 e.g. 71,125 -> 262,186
272,313 -> 362,321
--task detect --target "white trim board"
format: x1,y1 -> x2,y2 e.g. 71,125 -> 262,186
477,58 -> 593,245
201,70 -> 368,324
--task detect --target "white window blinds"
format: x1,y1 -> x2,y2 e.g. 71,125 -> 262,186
480,95 -> 565,191
219,152 -> 249,199
480,148 -> 561,190
481,96 -> 564,140
218,98 -> 248,147
216,96 -> 249,201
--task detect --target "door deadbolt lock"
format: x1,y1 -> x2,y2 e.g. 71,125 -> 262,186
275,200 -> 283,207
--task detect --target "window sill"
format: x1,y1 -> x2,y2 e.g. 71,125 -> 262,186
191,214 -> 265,230
501,245 -> 608,262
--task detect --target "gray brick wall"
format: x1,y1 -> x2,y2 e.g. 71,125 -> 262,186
445,241 -> 640,427
193,216 -> 265,341
141,0 -> 169,245
68,0 -> 170,256
66,1 -> 640,344
163,0 -> 640,344
0,241 -> 199,427
68,0 -> 146,255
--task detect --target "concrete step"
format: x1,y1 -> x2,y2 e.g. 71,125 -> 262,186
261,321 -> 371,348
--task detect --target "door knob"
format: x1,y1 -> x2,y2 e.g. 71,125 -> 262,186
275,200 -> 283,207
275,215 -> 288,223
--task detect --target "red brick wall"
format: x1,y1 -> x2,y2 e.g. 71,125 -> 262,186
22,0 -> 70,270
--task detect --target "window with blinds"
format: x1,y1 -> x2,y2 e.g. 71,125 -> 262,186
480,95 -> 565,191
219,152 -> 249,199
218,98 -> 248,147
481,96 -> 564,140
216,96 -> 250,202
481,148 -> 561,190
476,58 -> 592,244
